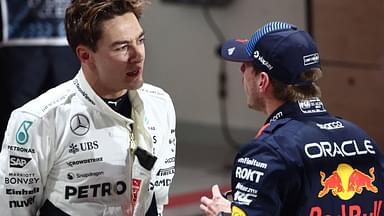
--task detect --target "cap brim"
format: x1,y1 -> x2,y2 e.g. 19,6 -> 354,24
220,39 -> 253,62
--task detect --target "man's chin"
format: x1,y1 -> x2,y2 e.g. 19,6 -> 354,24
248,103 -> 263,112
127,80 -> 144,90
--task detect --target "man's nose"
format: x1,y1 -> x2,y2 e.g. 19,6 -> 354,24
128,45 -> 144,63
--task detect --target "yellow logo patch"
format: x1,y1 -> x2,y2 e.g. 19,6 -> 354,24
232,205 -> 247,216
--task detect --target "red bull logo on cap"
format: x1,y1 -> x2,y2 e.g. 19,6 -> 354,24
318,163 -> 378,200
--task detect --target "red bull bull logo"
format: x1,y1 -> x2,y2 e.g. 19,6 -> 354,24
318,163 -> 378,200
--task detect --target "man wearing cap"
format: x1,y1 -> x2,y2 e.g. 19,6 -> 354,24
200,21 -> 384,216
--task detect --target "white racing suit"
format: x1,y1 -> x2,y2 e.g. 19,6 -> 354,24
0,70 -> 176,215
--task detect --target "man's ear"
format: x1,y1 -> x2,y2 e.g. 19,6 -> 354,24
76,45 -> 92,64
258,72 -> 271,92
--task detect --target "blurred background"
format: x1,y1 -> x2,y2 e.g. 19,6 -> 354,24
139,0 -> 384,215
1,0 -> 383,215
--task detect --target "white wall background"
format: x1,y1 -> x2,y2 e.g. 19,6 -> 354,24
141,0 -> 306,131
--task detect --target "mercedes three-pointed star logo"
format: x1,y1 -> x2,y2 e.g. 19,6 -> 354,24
70,114 -> 90,136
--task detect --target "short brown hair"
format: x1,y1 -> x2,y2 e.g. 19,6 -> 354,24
271,69 -> 322,102
65,0 -> 148,52
253,67 -> 322,102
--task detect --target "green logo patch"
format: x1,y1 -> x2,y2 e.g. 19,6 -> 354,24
16,121 -> 33,145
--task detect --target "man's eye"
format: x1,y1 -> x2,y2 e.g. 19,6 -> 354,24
138,38 -> 145,44
115,45 -> 128,51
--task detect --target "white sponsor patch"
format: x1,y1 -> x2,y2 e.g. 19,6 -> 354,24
304,139 -> 375,159
298,98 -> 326,114
237,157 -> 268,169
253,50 -> 273,70
227,47 -> 236,56
303,53 -> 320,66
270,111 -> 283,122
234,191 -> 257,206
235,167 -> 264,183
235,182 -> 259,195
316,121 -> 344,130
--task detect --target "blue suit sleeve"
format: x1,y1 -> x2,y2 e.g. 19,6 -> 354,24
231,139 -> 301,215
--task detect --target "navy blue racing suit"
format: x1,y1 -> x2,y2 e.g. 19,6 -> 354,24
230,98 -> 384,216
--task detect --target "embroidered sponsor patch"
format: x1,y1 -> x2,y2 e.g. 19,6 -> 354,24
303,53 -> 320,66
298,98 -> 326,114
16,121 -> 33,144
232,205 -> 247,216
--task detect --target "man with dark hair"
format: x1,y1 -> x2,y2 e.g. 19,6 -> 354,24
200,21 -> 384,216
0,0 -> 176,215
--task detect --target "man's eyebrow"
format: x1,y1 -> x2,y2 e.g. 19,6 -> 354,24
138,31 -> 145,39
110,31 -> 145,47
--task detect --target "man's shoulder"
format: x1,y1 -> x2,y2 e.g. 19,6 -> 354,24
257,115 -> 376,152
138,83 -> 173,101
18,80 -> 75,118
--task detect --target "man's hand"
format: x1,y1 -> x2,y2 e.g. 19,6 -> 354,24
200,185 -> 231,216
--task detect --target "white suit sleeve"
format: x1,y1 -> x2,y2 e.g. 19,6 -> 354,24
0,110 -> 55,216
154,97 -> 176,213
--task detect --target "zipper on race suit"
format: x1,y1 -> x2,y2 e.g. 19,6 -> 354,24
126,127 -> 136,215
129,128 -> 137,155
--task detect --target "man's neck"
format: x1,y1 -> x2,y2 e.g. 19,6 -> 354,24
82,66 -> 128,99
265,98 -> 285,117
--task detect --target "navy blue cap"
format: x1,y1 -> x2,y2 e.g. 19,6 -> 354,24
221,21 -> 321,85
